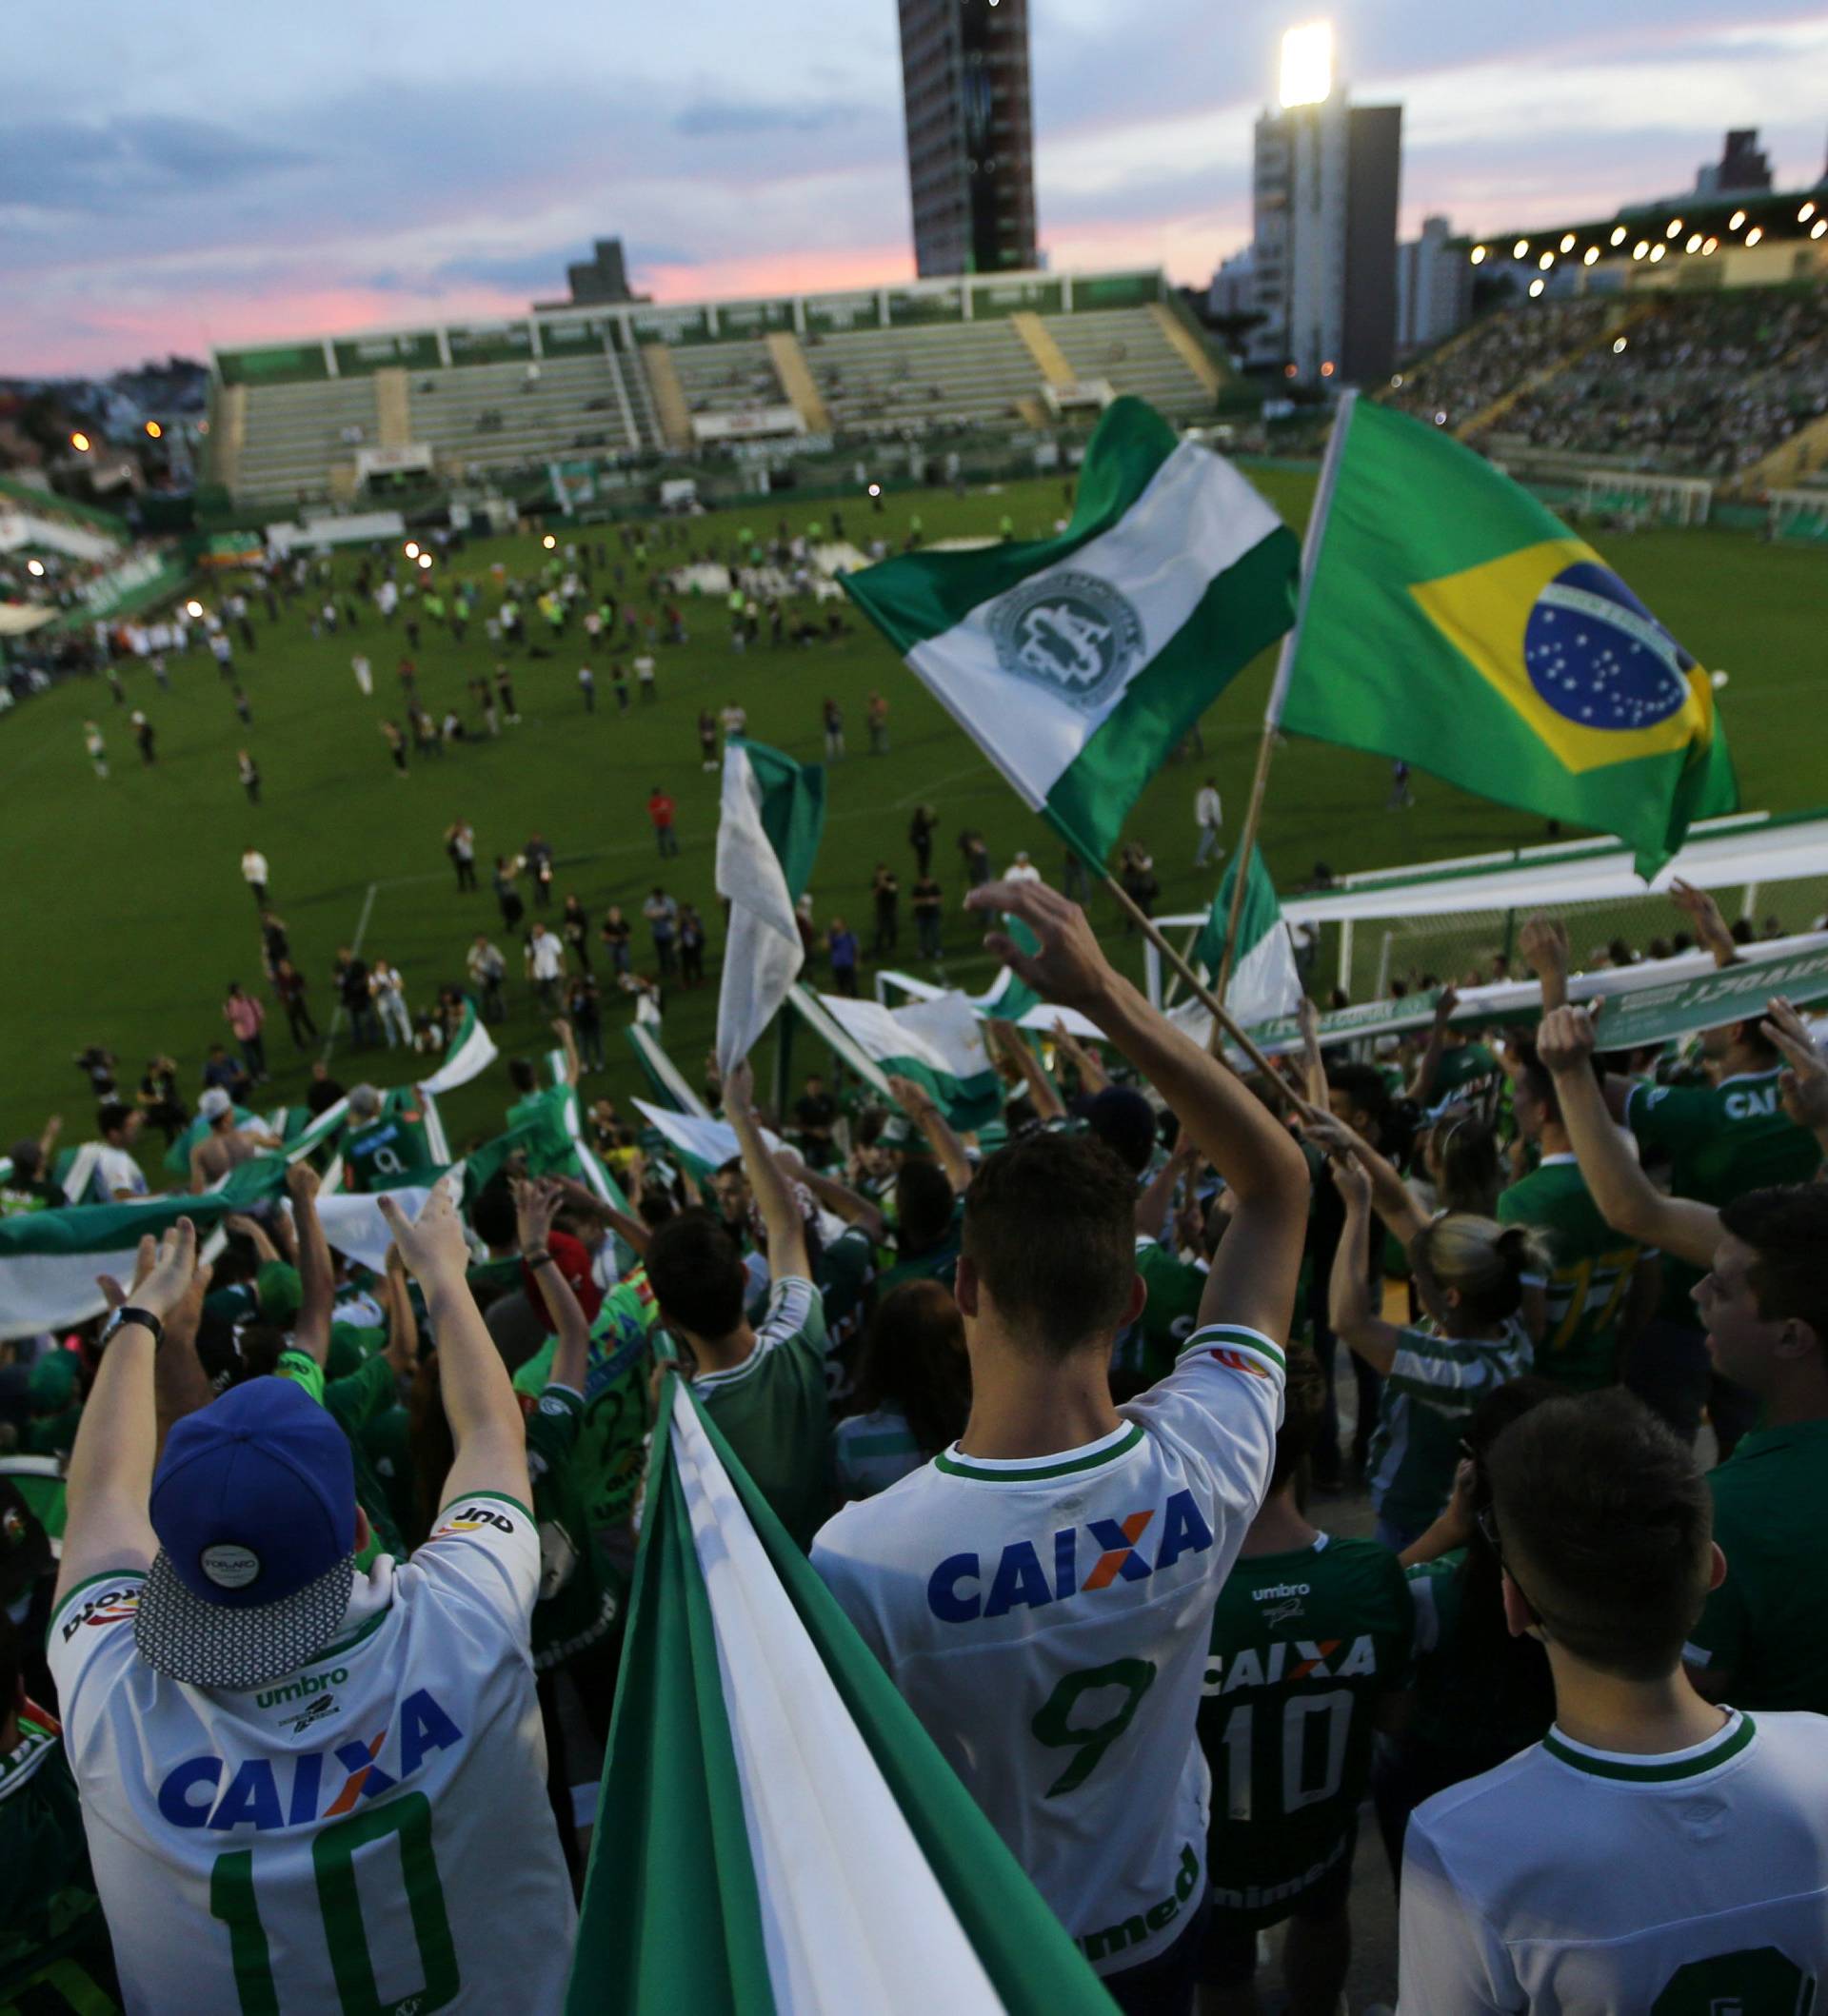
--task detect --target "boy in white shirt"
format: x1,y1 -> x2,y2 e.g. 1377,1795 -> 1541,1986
1400,1388 -> 1828,2012
813,880 -> 1308,2011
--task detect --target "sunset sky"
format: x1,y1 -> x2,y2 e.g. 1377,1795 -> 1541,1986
5,1 -> 1824,375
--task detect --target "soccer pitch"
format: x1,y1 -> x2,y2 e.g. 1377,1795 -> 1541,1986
1,467 -> 1822,1175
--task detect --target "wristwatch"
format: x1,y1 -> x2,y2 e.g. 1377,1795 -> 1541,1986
100,1305 -> 165,1349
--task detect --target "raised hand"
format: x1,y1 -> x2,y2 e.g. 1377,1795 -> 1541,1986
286,1160 -> 321,1204
1519,915 -> 1569,980
1764,996 -> 1828,1133
1536,1003 -> 1600,1075
378,1184 -> 470,1290
1329,1151 -> 1372,1211
965,880 -> 1115,1012
108,1218 -> 201,1322
722,1056 -> 755,1117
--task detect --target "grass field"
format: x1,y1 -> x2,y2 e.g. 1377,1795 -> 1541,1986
2,467 -> 1823,1182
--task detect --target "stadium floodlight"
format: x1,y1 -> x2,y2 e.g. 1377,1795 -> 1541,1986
1801,201 -> 1818,224
1321,360 -> 1336,377
145,421 -> 163,440
1469,246 -> 1486,265
1685,233 -> 1702,253
1528,278 -> 1545,297
1813,221 -> 1828,242
1279,22 -> 1332,109
70,432 -> 90,452
542,533 -> 557,549
1666,218 -> 1682,238
1744,227 -> 1762,247
27,559 -> 44,577
1583,247 -> 1600,266
185,600 -> 204,619
1538,251 -> 1554,270
1512,238 -> 1529,259
1728,209 -> 1745,230
1703,237 -> 1719,254
1650,244 -> 1666,262
866,482 -> 882,496
1559,232 -> 1576,253
1609,225 -> 1627,247
1613,337 -> 1628,353
1633,242 -> 1649,260
405,542 -> 420,560
417,552 -> 433,570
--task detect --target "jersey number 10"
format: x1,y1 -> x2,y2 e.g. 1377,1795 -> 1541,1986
209,1791 -> 458,2013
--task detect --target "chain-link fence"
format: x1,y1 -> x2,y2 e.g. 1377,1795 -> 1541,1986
1312,876 -> 1828,1004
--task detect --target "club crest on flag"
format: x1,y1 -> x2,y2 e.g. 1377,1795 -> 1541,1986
987,570 -> 1146,713
1408,536 -> 1719,776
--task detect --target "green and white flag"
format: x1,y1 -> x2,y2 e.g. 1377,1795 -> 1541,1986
1194,846 -> 1304,1032
418,999 -> 499,1094
813,990 -> 1003,1132
569,1376 -> 1117,2015
0,1196 -> 241,1342
716,738 -> 826,1074
630,1100 -> 785,1183
625,1023 -> 711,1117
843,397 -> 1297,866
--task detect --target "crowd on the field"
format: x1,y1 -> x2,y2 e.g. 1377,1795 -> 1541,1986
6,854 -> 1828,2013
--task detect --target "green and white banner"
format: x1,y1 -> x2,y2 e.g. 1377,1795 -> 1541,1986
625,1023 -> 711,1117
631,1100 -> 786,1182
715,739 -> 826,1074
813,990 -> 1003,1132
0,1196 -> 241,1341
418,1000 -> 500,1094
1194,846 -> 1303,1032
569,1377 -> 1117,2015
843,397 -> 1297,866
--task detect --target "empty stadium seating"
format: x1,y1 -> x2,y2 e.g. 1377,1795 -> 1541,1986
234,378 -> 384,509
216,288 -> 1228,506
1039,307 -> 1215,411
405,352 -> 661,479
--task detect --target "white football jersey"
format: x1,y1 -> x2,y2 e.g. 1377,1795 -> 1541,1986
1400,1708 -> 1828,2013
50,1491 -> 576,2014
812,1320 -> 1284,1977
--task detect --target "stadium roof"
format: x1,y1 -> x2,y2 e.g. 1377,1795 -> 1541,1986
1451,187 -> 1828,279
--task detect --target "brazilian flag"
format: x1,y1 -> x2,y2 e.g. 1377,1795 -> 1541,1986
1279,398 -> 1738,877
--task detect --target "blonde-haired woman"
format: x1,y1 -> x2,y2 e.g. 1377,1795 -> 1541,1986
1329,1150 -> 1546,1550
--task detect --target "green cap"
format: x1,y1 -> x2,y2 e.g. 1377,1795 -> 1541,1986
29,1351 -> 77,1407
256,1260 -> 304,1329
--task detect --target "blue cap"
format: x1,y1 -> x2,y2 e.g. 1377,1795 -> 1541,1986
135,1378 -> 358,1690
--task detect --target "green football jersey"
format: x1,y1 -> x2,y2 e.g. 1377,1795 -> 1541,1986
345,1103 -> 439,1192
1686,1418 -> 1828,1714
524,1384 -> 626,1670
505,1085 -> 578,1176
512,1279 -> 658,1534
1497,1155 -> 1644,1392
1626,1069 -> 1823,1319
1367,1318 -> 1535,1535
815,1225 -> 878,1407
0,1712 -> 112,2004
1198,1534 -> 1413,1925
694,1275 -> 832,1551
1113,1235 -> 1206,1390
275,1350 -> 406,1561
1433,1041 -> 1500,1100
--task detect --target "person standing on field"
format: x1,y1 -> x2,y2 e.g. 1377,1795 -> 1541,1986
45,1202 -> 576,2013
85,721 -> 109,779
1194,778 -> 1224,868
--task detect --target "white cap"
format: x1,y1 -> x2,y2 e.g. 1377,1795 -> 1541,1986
199,1087 -> 232,1119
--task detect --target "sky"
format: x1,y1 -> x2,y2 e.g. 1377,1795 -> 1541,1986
4,2 -> 1824,376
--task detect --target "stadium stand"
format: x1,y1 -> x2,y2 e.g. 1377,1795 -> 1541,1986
1387,282 -> 1828,489
211,271 -> 1228,508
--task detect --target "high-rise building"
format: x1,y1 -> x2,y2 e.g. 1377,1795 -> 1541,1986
1396,214 -> 1471,356
1695,130 -> 1774,197
1242,25 -> 1401,388
896,0 -> 1038,277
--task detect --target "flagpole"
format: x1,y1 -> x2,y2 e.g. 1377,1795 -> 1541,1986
1101,873 -> 1320,1123
1211,388 -> 1361,1021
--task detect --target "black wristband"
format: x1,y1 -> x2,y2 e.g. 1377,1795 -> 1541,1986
105,1305 -> 165,1349
524,1249 -> 555,1269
